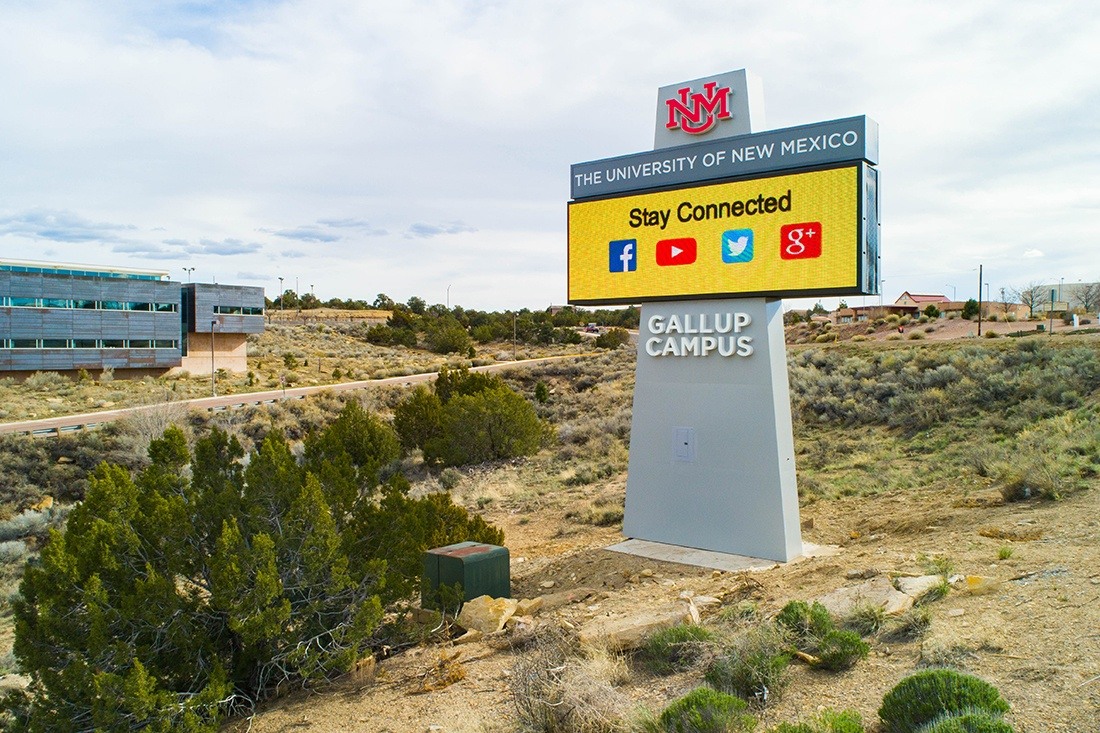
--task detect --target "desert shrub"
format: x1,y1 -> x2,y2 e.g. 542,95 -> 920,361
424,314 -> 472,355
654,686 -> 756,733
639,624 -> 716,675
510,628 -> 631,733
439,467 -> 463,490
885,607 -> 932,642
843,603 -> 887,636
595,328 -> 631,349
983,331 -> 999,338
815,332 -> 839,343
815,629 -> 869,671
393,385 -> 444,451
5,419 -> 503,731
23,371 -> 69,391
915,708 -> 1014,732
430,386 -> 549,466
704,624 -> 790,705
908,331 -> 925,339
775,600 -> 833,645
0,539 -> 30,565
766,708 -> 865,732
878,669 -> 1009,733
535,381 -> 550,403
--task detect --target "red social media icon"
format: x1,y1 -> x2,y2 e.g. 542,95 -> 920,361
780,222 -> 822,259
656,238 -> 697,266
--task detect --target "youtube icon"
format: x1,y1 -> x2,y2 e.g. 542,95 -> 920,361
656,238 -> 697,266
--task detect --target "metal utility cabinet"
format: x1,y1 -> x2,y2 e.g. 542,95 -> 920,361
421,542 -> 510,610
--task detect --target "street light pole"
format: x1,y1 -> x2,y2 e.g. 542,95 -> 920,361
184,267 -> 194,283
946,284 -> 956,301
977,264 -> 983,337
447,284 -> 451,310
210,320 -> 217,397
278,277 -> 284,311
512,313 -> 517,361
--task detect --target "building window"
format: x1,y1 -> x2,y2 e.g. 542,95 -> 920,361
11,339 -> 37,348
155,303 -> 177,312
10,297 -> 38,307
153,339 -> 178,349
101,339 -> 125,348
100,301 -> 125,310
73,339 -> 98,349
41,339 -> 68,348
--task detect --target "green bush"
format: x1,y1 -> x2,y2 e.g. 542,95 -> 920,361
766,708 -> 865,732
430,385 -> 548,466
4,418 -> 503,731
878,669 -> 1010,733
656,686 -> 756,733
704,625 -> 790,705
915,709 -> 1014,732
424,314 -> 472,354
640,624 -> 716,675
775,600 -> 833,645
815,629 -> 870,671
595,327 -> 631,349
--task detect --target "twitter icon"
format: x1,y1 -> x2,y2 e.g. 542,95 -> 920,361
721,229 -> 754,263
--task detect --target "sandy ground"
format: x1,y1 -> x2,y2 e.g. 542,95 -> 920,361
228,473 -> 1100,733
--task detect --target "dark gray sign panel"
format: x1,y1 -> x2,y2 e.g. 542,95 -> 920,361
571,116 -> 878,200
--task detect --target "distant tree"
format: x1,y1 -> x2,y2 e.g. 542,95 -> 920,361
430,386 -> 548,466
810,302 -> 829,316
962,298 -> 980,320
1011,282 -> 1046,318
595,328 -> 631,349
1079,281 -> 1100,314
406,296 -> 427,315
373,293 -> 395,310
784,310 -> 805,325
424,314 -> 472,354
923,304 -> 941,319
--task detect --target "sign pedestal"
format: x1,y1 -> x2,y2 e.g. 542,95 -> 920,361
622,297 -> 802,562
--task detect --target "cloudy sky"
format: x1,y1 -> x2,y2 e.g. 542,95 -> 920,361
1,1 -> 1097,311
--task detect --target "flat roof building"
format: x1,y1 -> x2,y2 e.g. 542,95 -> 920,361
0,258 -> 263,378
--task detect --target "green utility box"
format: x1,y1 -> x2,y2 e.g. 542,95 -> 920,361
421,541 -> 510,610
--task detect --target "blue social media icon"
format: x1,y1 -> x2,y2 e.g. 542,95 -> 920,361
722,229 -> 754,263
609,239 -> 637,272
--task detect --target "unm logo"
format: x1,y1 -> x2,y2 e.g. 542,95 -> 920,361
665,81 -> 732,135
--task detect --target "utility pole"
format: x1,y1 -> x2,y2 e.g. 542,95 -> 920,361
210,320 -> 217,397
278,277 -> 284,311
512,313 -> 517,361
977,264 -> 983,337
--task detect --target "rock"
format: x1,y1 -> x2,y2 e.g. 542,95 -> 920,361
964,575 -> 1001,595
896,575 -> 945,599
516,597 -> 543,616
948,608 -> 965,617
816,576 -> 914,618
692,596 -> 722,611
453,628 -> 484,645
456,595 -> 519,634
539,580 -> 556,589
578,607 -> 695,651
350,655 -> 376,683
538,587 -> 597,612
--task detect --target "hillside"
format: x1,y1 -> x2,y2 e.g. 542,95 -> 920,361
1,327 -> 1098,732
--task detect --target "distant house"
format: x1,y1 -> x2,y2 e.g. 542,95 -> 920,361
895,292 -> 950,308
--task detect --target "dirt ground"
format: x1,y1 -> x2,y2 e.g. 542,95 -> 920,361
228,471 -> 1100,732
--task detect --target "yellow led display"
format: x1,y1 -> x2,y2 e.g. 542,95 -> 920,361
568,165 -> 866,305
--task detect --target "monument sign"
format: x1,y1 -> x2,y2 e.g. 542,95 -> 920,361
567,70 -> 880,562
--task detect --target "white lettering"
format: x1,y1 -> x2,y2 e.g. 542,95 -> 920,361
715,313 -> 732,333
734,312 -> 751,333
737,336 -> 754,356
666,314 -> 683,334
648,314 -> 665,334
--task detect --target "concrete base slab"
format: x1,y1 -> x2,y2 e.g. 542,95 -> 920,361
606,538 -> 840,573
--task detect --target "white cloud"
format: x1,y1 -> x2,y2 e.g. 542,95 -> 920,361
0,1 -> 1097,310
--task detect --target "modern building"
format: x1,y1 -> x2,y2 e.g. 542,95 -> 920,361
0,259 -> 264,378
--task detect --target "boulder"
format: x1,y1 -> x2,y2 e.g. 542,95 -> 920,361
896,575 -> 945,599
816,576 -> 913,617
516,597 -> 544,616
577,606 -> 695,650
456,595 -> 518,634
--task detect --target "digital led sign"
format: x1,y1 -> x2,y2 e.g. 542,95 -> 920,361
567,163 -> 878,306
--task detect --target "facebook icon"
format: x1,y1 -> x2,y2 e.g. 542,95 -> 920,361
609,239 -> 637,272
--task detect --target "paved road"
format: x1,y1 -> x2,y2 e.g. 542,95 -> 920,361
0,354 -> 590,438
